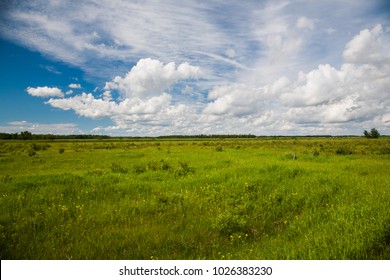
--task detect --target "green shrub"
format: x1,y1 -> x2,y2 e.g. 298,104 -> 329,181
212,212 -> 248,236
159,159 -> 172,171
147,159 -> 172,171
30,143 -> 50,151
379,145 -> 390,155
336,145 -> 354,155
175,161 -> 194,176
133,164 -> 146,174
27,148 -> 36,157
110,163 -> 128,174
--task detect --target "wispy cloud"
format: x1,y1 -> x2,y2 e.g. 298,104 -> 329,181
40,65 -> 62,75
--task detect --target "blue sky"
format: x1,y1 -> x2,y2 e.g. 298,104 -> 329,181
0,0 -> 389,136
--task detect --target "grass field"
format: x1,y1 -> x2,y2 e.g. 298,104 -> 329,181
0,137 -> 389,259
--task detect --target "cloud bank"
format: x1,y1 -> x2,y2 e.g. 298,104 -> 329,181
1,0 -> 389,135
23,24 -> 389,135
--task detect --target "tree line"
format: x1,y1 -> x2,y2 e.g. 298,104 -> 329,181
156,134 -> 257,139
0,132 -> 258,140
0,131 -> 111,140
0,130 -> 382,140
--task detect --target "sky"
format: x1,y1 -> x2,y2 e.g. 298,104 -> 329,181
0,0 -> 389,136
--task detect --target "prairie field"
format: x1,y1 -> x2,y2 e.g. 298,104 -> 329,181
0,137 -> 389,260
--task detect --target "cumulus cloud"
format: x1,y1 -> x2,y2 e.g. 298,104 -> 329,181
280,64 -> 345,107
281,24 -> 390,111
46,93 -> 116,119
203,24 -> 390,133
68,83 -> 81,89
204,84 -> 272,116
26,86 -> 64,97
42,58 -> 201,134
46,92 -> 172,119
343,24 -> 387,64
104,58 -> 201,98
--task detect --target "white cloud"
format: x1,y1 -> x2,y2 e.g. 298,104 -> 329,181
45,58 -> 200,131
26,86 -> 64,98
68,83 -> 81,89
296,17 -> 315,31
204,84 -> 270,116
104,58 -> 201,98
46,93 -> 116,119
280,64 -> 345,107
202,24 -> 390,133
31,24 -> 390,135
343,24 -> 387,64
102,91 -> 112,101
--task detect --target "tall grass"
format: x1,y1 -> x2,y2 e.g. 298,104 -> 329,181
0,138 -> 389,259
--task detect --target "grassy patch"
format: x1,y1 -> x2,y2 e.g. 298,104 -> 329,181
0,137 -> 389,259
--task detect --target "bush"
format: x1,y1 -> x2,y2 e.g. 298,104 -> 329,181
215,146 -> 223,152
379,145 -> 390,155
110,163 -> 128,174
27,149 -> 36,157
133,164 -> 146,174
159,159 -> 172,171
212,212 -> 248,235
176,161 -> 194,176
147,159 -> 172,171
30,143 -> 50,151
335,145 -> 354,155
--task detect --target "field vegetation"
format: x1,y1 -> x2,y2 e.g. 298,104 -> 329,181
0,137 -> 389,259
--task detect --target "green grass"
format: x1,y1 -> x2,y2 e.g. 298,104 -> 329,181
0,137 -> 389,259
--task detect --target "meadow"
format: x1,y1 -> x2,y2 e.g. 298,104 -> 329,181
0,137 -> 389,260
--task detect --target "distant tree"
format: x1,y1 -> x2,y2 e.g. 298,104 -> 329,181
20,131 -> 33,140
370,128 -> 380,138
364,128 -> 380,138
